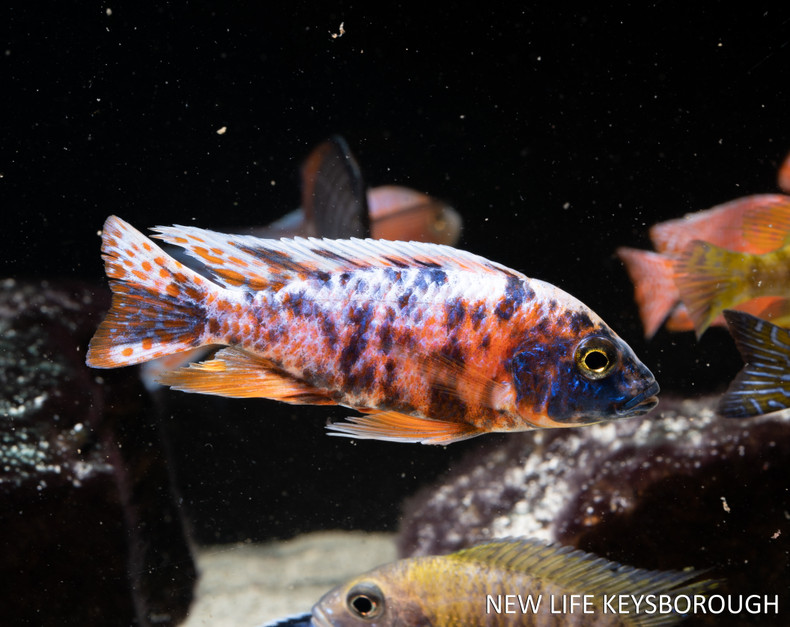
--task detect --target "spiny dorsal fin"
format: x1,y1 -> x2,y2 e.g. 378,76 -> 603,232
450,538 -> 715,611
152,224 -> 524,291
740,194 -> 790,253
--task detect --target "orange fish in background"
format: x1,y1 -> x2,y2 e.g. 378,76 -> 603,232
86,216 -> 658,445
140,136 -> 462,390
779,151 -> 790,195
616,194 -> 790,338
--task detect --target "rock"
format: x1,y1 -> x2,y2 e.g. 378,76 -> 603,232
0,279 -> 195,626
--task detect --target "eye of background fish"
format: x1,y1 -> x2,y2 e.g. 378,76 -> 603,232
346,582 -> 384,620
574,336 -> 619,380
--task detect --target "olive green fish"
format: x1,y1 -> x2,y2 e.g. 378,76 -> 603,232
719,309 -> 790,418
675,198 -> 790,336
309,538 -> 717,626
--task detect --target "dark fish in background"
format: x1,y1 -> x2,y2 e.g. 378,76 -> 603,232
86,215 -> 658,445
297,538 -> 717,626
256,135 -> 462,245
719,309 -> 790,418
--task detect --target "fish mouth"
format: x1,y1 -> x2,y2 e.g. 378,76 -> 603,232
309,606 -> 332,627
617,380 -> 660,416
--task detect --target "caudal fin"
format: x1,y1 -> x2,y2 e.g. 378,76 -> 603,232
719,310 -> 790,418
86,216 -> 215,368
616,247 -> 679,339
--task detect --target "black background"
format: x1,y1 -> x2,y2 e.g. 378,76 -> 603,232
5,3 -> 790,541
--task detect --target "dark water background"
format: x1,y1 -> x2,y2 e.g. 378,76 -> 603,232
5,4 -> 790,542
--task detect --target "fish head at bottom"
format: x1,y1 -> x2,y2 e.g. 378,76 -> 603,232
310,565 -> 432,627
508,311 -> 659,428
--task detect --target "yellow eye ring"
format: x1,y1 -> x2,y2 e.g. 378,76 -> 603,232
346,582 -> 385,619
574,336 -> 619,380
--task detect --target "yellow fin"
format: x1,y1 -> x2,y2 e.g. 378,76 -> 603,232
451,538 -> 718,624
675,241 -> 752,337
157,346 -> 335,404
326,411 -> 484,445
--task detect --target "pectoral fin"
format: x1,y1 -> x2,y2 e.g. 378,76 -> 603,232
157,346 -> 335,404
326,411 -> 485,445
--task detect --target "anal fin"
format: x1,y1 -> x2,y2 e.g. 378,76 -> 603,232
157,346 -> 335,404
326,411 -> 484,445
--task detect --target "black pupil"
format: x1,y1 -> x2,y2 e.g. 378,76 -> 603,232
584,349 -> 609,371
351,594 -> 375,616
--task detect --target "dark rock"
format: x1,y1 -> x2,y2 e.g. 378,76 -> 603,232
398,396 -> 790,626
0,279 -> 195,626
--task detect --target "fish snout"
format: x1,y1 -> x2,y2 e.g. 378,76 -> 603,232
617,379 -> 660,417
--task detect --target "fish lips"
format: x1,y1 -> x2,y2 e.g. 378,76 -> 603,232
617,380 -> 660,417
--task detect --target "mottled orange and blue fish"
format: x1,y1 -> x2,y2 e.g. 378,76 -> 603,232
141,136 -> 461,390
86,216 -> 658,444
617,194 -> 790,338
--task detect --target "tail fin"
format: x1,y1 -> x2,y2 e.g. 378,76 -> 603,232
86,216 -> 214,368
616,247 -> 679,339
675,241 -> 752,337
719,310 -> 790,418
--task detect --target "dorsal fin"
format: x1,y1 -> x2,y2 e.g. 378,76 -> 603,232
301,135 -> 371,239
152,225 -> 524,290
450,538 -> 714,601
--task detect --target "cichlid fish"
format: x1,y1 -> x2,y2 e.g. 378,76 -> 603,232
85,217 -> 658,444
617,194 -> 790,338
257,135 -> 462,245
306,538 -> 717,626
719,309 -> 790,418
675,198 -> 790,336
140,136 -> 461,391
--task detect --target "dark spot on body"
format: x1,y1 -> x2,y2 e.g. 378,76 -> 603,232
398,289 -> 414,312
339,272 -> 352,286
313,270 -> 331,283
321,316 -> 338,348
208,318 -> 220,335
384,268 -> 403,283
428,268 -> 447,285
445,298 -> 466,328
495,276 -> 528,321
470,301 -> 487,330
563,310 -> 595,334
480,334 -> 490,349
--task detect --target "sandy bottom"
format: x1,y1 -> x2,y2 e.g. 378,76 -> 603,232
180,530 -> 396,627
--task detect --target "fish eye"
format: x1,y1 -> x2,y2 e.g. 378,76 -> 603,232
346,582 -> 384,619
574,336 -> 619,380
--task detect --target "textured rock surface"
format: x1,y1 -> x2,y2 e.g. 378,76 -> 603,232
398,396 -> 790,626
0,279 -> 195,626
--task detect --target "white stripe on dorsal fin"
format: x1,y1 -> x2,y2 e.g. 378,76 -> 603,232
152,223 -> 525,290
